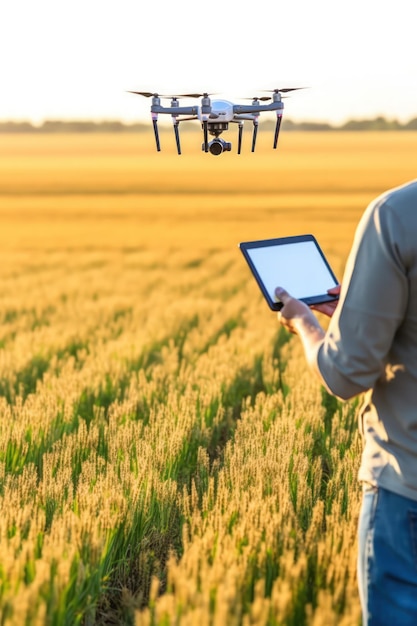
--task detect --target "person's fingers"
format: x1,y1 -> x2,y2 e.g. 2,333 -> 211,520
311,302 -> 337,317
328,284 -> 341,295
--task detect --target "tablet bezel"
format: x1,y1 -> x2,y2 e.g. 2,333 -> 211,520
239,234 -> 339,311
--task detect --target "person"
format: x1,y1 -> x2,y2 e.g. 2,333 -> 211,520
274,179 -> 417,626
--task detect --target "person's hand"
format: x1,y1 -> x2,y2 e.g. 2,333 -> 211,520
310,285 -> 341,317
275,287 -> 319,335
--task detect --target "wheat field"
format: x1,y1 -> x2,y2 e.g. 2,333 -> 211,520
0,130 -> 416,626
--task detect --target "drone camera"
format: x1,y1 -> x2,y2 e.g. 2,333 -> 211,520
204,138 -> 232,156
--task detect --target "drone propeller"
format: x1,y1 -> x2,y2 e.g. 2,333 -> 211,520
242,94 -> 291,103
173,92 -> 217,98
127,91 -> 158,97
127,91 -> 217,99
243,96 -> 272,102
264,87 -> 307,93
175,92 -> 206,98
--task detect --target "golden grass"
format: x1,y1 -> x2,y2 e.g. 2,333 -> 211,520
0,130 -> 416,625
1,131 -> 416,255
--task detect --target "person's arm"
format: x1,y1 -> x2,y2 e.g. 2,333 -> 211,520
276,197 -> 410,400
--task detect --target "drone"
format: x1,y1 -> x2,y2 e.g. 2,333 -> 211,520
127,89 -> 305,155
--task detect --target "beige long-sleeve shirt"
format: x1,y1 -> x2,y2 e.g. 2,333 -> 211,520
317,179 -> 417,500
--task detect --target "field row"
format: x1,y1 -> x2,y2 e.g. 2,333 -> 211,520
0,246 -> 362,625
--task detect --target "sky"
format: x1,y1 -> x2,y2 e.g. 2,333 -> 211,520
1,0 -> 416,126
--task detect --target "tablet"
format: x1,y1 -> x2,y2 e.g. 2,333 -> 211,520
239,234 -> 339,311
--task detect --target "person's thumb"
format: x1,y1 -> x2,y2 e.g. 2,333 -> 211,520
275,287 -> 291,304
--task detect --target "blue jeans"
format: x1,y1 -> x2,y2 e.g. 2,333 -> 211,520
358,486 -> 417,625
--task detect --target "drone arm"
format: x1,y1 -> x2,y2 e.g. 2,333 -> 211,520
176,116 -> 199,122
151,104 -> 199,116
233,114 -> 258,122
233,102 -> 284,115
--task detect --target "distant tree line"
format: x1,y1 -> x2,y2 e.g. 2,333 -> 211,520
1,116 -> 417,132
0,120 -> 150,133
283,116 -> 417,131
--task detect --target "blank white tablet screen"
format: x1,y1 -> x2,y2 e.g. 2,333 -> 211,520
246,240 -> 336,301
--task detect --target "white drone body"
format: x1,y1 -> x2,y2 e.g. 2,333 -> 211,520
128,89 -> 304,155
198,99 -> 236,123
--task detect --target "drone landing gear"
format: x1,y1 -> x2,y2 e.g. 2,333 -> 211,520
273,113 -> 282,149
251,121 -> 259,153
237,123 -> 243,155
173,122 -> 181,155
152,114 -> 161,152
203,120 -> 209,152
